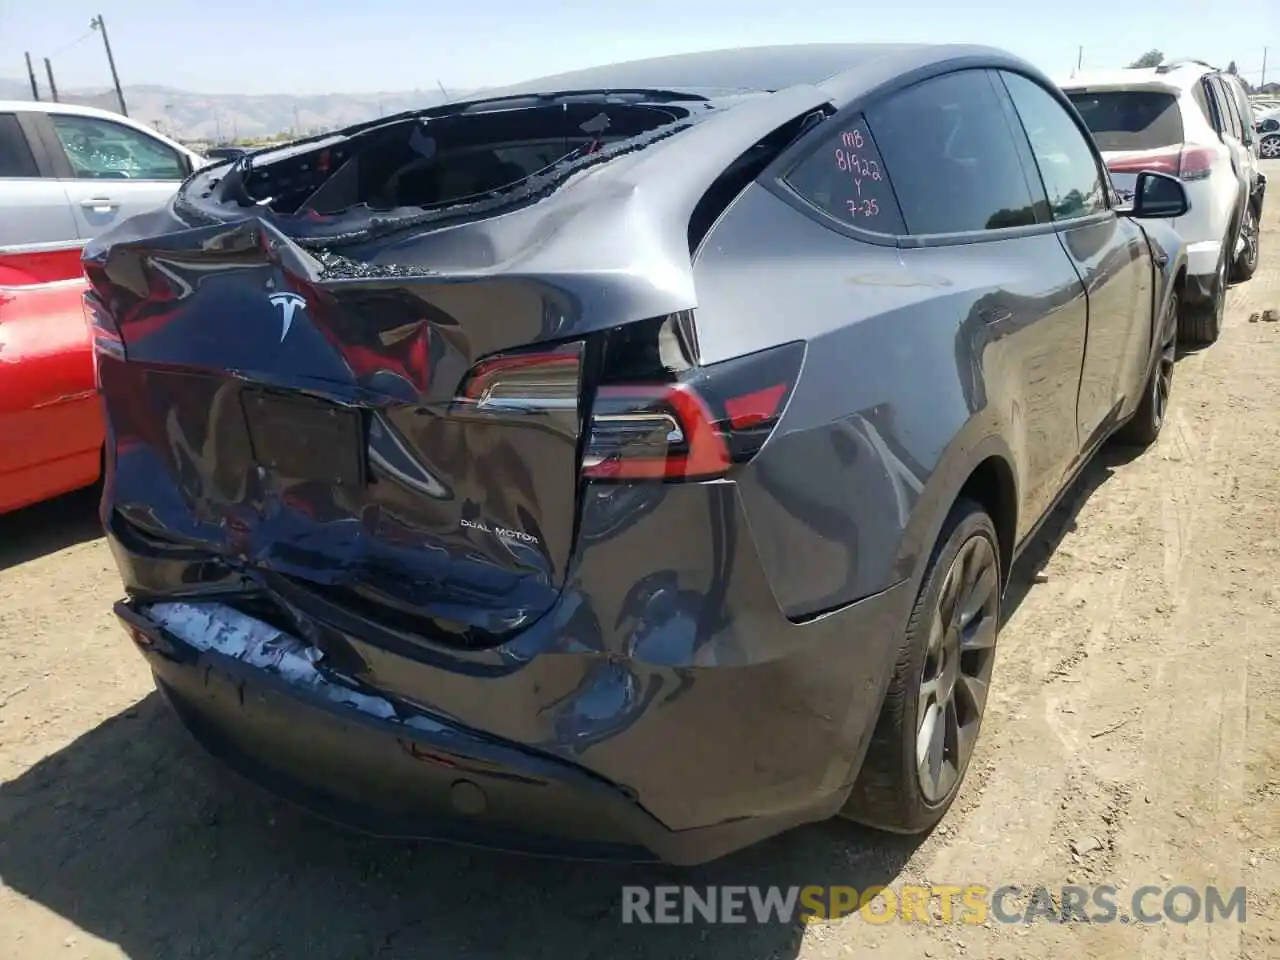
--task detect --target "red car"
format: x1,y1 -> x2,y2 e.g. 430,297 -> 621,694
0,246 -> 103,514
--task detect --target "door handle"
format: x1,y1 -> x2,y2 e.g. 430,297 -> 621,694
79,198 -> 119,213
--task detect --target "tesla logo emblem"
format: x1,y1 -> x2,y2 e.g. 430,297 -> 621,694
268,292 -> 307,342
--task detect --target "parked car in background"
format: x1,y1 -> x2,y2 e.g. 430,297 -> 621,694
1257,109 -> 1280,159
1060,60 -> 1266,345
0,101 -> 206,257
0,252 -> 100,514
90,43 -> 1188,863
204,145 -> 249,162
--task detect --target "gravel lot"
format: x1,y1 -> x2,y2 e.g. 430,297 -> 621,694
2,162 -> 1279,960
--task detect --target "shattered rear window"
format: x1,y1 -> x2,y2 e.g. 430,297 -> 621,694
177,96 -> 708,247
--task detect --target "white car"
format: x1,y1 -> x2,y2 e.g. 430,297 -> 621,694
1257,108 -> 1280,160
1060,61 -> 1266,345
0,100 -> 207,256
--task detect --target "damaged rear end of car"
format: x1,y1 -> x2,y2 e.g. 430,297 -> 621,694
89,83 -> 904,864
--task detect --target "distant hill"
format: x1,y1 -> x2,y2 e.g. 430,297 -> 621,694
0,78 -> 481,142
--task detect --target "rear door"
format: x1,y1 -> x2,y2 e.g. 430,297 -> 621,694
1202,76 -> 1251,194
35,111 -> 190,242
1219,75 -> 1260,190
0,111 -> 79,249
0,279 -> 99,510
1000,70 -> 1154,449
851,68 -> 1089,533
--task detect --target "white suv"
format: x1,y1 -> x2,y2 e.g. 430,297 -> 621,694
0,101 -> 207,257
1060,61 -> 1266,345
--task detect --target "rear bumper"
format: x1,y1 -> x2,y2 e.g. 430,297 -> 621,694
117,573 -> 912,864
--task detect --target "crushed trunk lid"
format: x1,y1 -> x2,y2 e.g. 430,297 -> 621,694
85,85 -> 830,648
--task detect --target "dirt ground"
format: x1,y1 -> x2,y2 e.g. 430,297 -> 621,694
3,166 -> 1280,960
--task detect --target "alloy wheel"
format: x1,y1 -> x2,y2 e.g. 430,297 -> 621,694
1261,135 -> 1280,160
916,533 -> 1000,803
1154,323 -> 1176,427
1214,251 -> 1227,320
1240,209 -> 1259,271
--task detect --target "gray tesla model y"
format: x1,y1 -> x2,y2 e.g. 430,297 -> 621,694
86,43 -> 1187,864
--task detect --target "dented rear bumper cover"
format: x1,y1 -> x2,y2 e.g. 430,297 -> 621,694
115,574 -> 911,864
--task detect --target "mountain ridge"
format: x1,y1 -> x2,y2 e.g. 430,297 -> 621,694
0,78 -> 482,141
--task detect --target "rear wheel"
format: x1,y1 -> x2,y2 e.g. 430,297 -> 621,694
1178,232 -> 1228,346
1231,202 -> 1260,283
842,499 -> 1001,833
1261,134 -> 1280,161
1115,298 -> 1176,447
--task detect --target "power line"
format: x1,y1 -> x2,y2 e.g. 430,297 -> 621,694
48,29 -> 93,61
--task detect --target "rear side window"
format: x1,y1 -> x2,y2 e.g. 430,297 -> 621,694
863,70 -> 1038,235
1215,79 -> 1245,139
1065,91 -> 1184,150
1200,80 -> 1229,136
0,113 -> 39,178
782,117 -> 906,234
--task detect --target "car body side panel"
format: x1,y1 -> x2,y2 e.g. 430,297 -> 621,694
692,184 -> 1087,617
0,178 -> 79,249
0,278 -> 102,513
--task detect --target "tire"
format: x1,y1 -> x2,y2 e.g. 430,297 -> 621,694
1115,296 -> 1177,447
1261,134 -> 1280,161
1231,201 -> 1260,283
1178,230 -> 1228,346
842,499 -> 1001,834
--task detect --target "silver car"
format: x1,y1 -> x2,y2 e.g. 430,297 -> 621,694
0,101 -> 206,255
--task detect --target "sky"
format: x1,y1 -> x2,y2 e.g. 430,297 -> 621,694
0,0 -> 1275,95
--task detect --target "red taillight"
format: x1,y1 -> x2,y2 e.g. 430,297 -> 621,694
582,339 -> 805,482
1107,148 -> 1180,176
583,383 -> 733,480
452,322 -> 805,483
1175,145 -> 1216,181
1106,145 -> 1216,182
457,342 -> 583,415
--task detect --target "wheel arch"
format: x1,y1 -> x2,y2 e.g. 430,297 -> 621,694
955,455 -> 1018,586
896,429 -> 1021,596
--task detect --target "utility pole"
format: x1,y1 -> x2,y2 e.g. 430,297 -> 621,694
1076,46 -> 1083,73
43,58 -> 59,102
24,52 -> 40,100
1262,47 -> 1268,88
89,14 -> 127,116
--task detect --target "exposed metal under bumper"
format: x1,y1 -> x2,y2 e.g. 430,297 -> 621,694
117,599 -> 849,865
